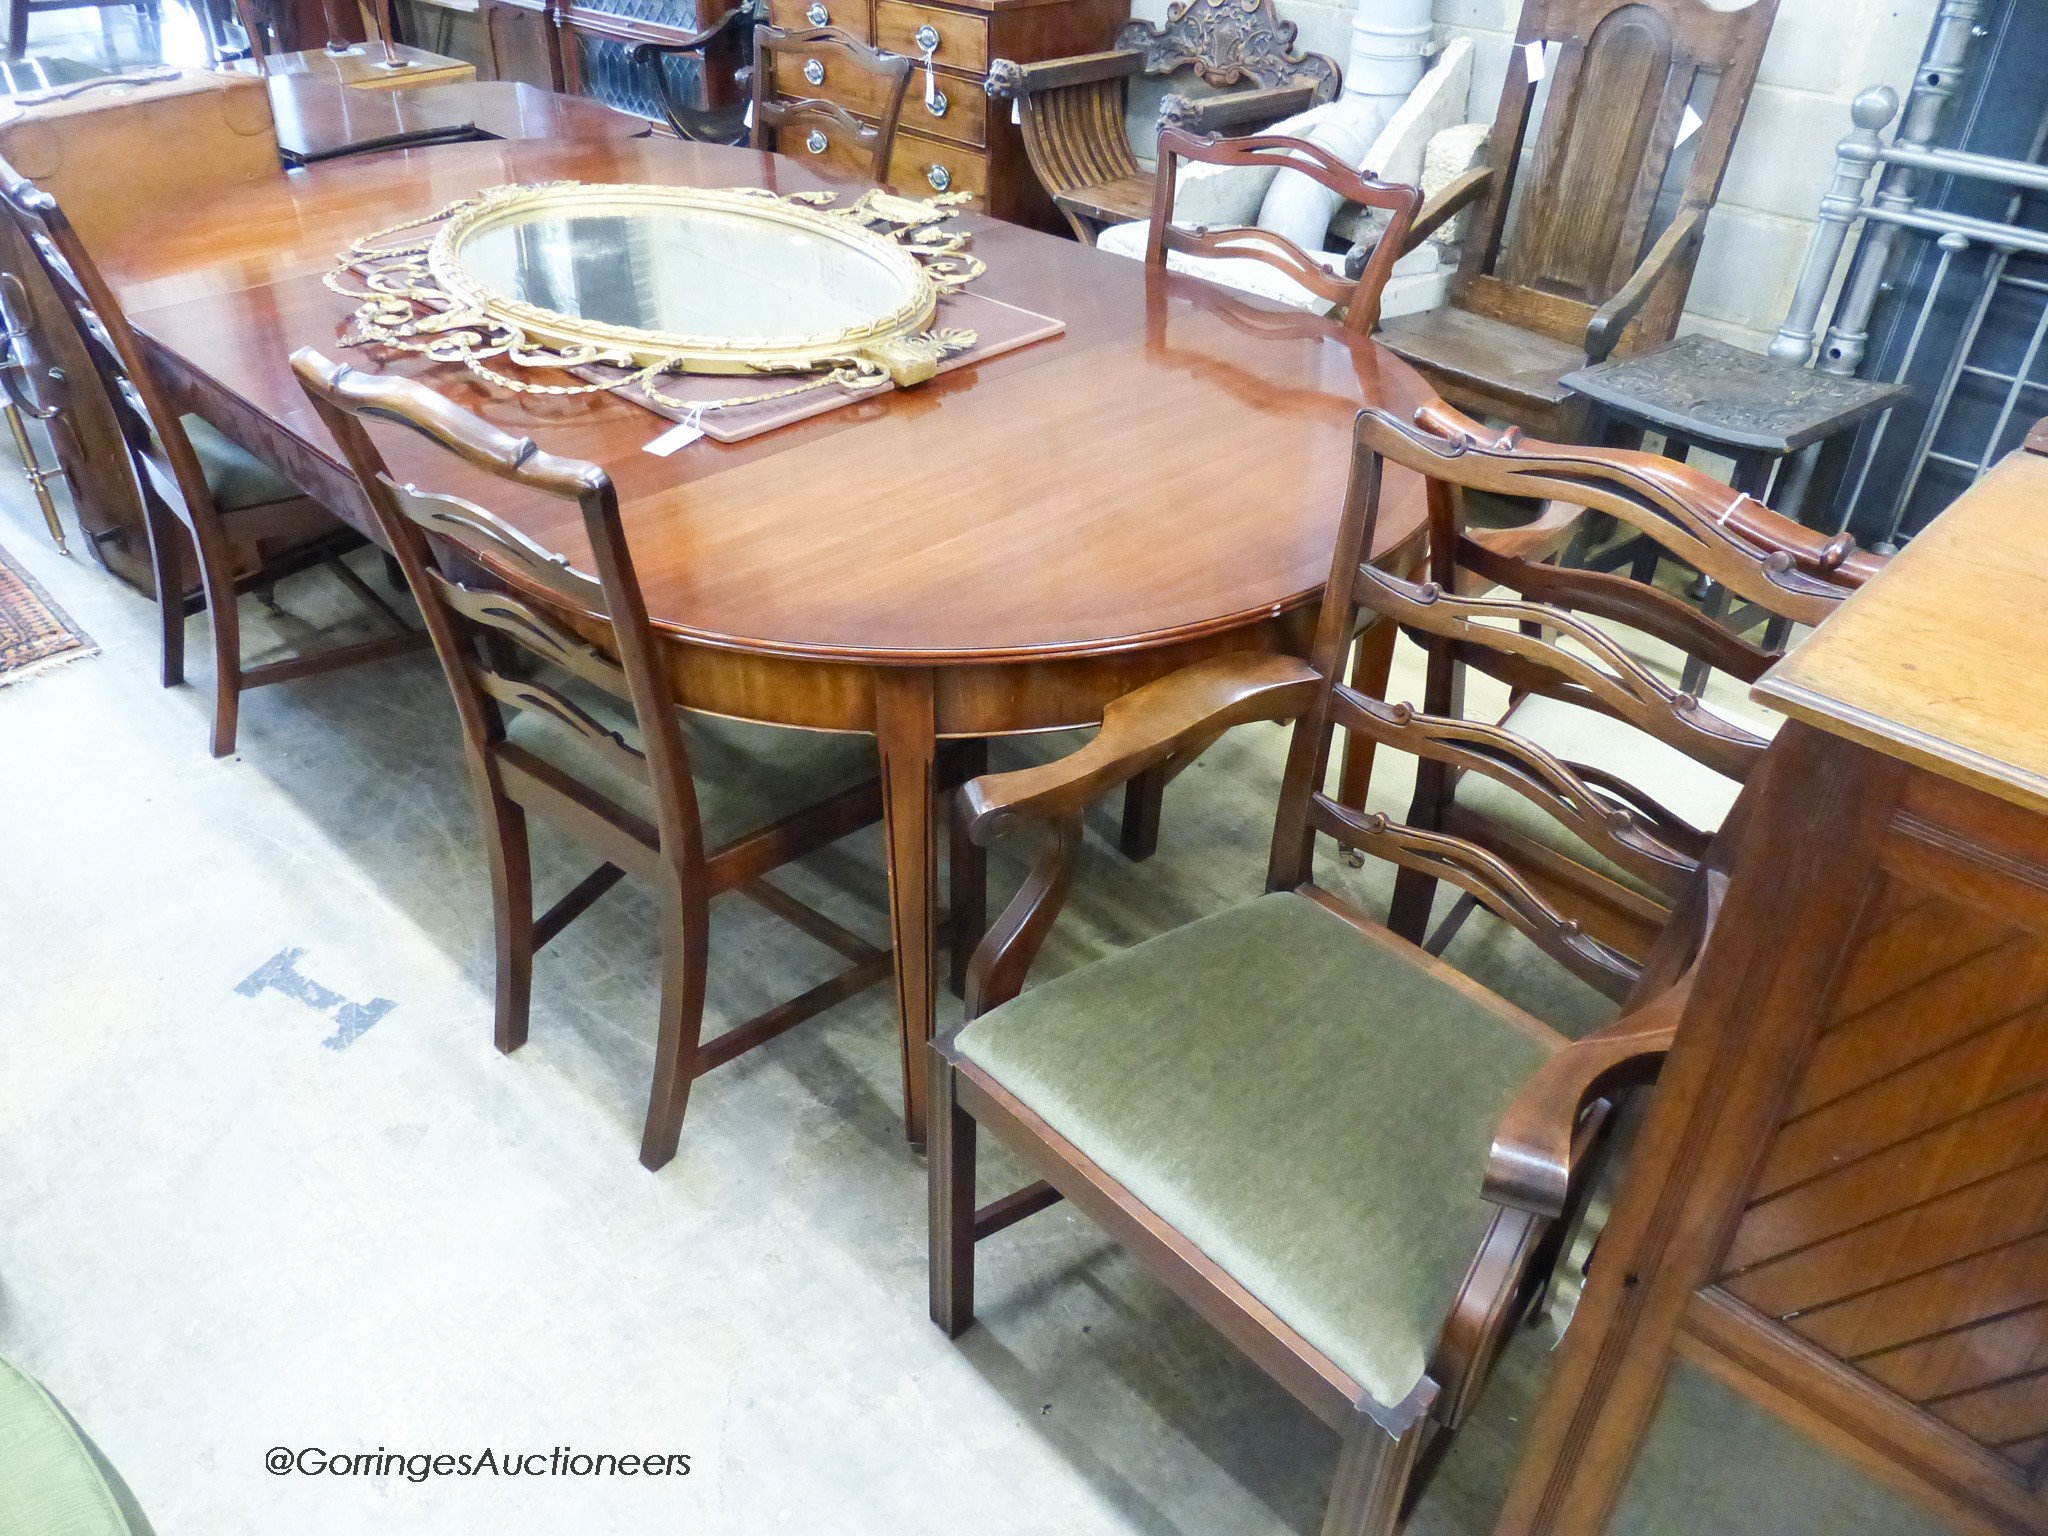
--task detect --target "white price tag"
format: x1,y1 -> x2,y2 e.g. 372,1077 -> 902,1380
643,417 -> 705,456
743,100 -> 754,129
1522,38 -> 1546,83
1676,103 -> 1703,146
1011,98 -> 1021,126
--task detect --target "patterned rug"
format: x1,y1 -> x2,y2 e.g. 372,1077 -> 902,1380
0,540 -> 95,686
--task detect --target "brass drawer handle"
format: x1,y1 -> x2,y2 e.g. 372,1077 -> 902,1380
928,87 -> 948,116
803,57 -> 825,86
927,163 -> 951,192
914,22 -> 939,51
807,129 -> 829,154
806,2 -> 827,22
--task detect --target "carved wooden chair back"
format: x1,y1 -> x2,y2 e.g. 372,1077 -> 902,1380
1121,0 -> 1338,101
1148,127 -> 1421,334
1459,0 -> 1776,353
1332,399 -> 1874,984
749,25 -> 911,183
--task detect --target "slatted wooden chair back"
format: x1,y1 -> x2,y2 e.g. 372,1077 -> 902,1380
750,25 -> 911,183
0,158 -> 220,550
1458,0 -> 1777,348
1270,399 -> 1866,1000
1148,127 -> 1421,334
292,353 -> 708,883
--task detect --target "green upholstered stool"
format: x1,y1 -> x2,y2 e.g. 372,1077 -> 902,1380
0,1354 -> 153,1535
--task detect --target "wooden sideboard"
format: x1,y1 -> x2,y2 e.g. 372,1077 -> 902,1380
1495,434 -> 2048,1535
763,0 -> 1125,227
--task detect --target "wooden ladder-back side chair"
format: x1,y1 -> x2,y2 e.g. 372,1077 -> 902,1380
630,2 -> 758,145
1148,127 -> 1422,333
1373,400 -> 1879,973
750,24 -> 910,183
0,159 -> 421,757
986,0 -> 1340,244
1378,0 -> 1780,437
293,351 -> 893,1171
927,402 -> 1745,1535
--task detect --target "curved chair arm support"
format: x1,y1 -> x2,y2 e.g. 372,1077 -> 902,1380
1483,980 -> 1687,1218
629,5 -> 758,144
962,652 -> 1320,844
984,48 -> 1143,98
1397,165 -> 1492,256
1158,80 -> 1317,135
1584,203 -> 1707,364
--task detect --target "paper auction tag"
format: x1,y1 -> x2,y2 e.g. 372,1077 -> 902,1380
1676,103 -> 1704,146
1522,39 -> 1546,83
643,417 -> 705,456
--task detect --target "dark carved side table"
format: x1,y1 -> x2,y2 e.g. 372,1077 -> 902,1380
1561,333 -> 1908,691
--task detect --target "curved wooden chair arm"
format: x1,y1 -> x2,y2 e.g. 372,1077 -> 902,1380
1584,203 -> 1707,364
1465,497 -> 1583,568
629,7 -> 757,143
962,652 -> 1319,844
1483,980 -> 1687,1218
1158,81 -> 1317,135
984,48 -> 1143,97
1398,165 -> 1492,255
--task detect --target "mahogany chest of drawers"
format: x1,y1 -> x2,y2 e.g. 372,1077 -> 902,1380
765,0 -> 1126,230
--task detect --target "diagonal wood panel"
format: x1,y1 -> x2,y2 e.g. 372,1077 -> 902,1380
1722,870 -> 2048,1480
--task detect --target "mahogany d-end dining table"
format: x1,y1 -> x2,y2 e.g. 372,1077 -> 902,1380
103,136 -> 1431,1144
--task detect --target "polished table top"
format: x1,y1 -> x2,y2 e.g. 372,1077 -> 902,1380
1758,436 -> 2048,817
106,136 -> 1430,681
266,78 -> 650,163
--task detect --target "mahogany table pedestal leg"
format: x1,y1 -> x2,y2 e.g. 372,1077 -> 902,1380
875,665 -> 939,1147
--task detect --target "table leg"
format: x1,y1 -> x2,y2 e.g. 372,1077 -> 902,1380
876,666 -> 939,1147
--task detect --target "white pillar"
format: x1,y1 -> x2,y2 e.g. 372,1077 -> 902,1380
1343,0 -> 1431,119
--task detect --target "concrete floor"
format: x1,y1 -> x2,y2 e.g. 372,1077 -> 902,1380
0,454 -> 1656,1534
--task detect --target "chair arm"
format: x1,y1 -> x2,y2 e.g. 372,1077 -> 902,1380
1158,82 -> 1320,136
962,652 -> 1320,845
1483,980 -> 1687,1219
1584,204 -> 1707,364
984,49 -> 1143,98
1397,166 -> 1491,255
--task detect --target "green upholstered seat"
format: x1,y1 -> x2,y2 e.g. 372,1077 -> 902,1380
0,1354 -> 154,1535
181,414 -> 298,513
1454,692 -> 1758,901
955,890 -> 1554,1408
504,678 -> 877,850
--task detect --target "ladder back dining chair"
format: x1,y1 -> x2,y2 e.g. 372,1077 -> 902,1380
0,159 -> 422,757
927,401 -> 1738,1535
749,24 -> 911,184
293,351 -> 898,1172
1372,400 -> 1880,970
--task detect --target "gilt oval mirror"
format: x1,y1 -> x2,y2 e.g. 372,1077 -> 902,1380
429,183 -> 944,383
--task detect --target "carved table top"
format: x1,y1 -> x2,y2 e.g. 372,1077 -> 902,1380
1562,333 -> 1909,455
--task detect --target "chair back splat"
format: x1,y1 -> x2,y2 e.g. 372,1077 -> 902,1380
294,351 -> 887,1170
1147,128 -> 1421,333
749,24 -> 912,184
1271,399 -> 1873,993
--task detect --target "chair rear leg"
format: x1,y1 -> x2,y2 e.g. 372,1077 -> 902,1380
639,899 -> 711,1172
202,567 -> 243,758
140,499 -> 188,688
483,794 -> 536,1055
929,1047 -> 978,1337
1322,1409 -> 1427,1536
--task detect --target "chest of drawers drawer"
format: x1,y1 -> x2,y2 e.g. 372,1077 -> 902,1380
771,45 -> 900,115
875,1 -> 987,73
889,130 -> 989,199
899,71 -> 985,147
767,0 -> 872,40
